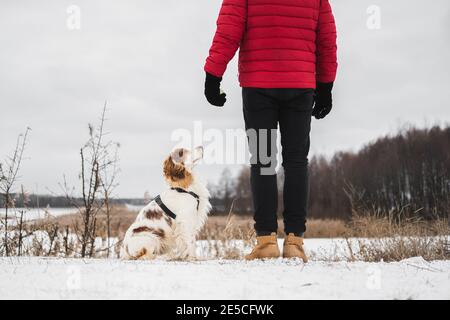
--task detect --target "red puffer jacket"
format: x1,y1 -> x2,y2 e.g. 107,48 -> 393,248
205,0 -> 337,88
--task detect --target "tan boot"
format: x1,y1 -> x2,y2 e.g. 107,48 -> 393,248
283,233 -> 308,263
245,233 -> 280,260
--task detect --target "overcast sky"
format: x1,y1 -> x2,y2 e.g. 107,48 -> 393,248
1,0 -> 449,198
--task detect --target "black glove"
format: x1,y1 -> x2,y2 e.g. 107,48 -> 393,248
312,82 -> 333,119
204,72 -> 226,107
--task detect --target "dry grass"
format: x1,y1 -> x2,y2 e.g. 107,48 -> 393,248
199,214 -> 255,259
201,216 -> 351,239
198,213 -> 449,261
53,206 -> 449,240
349,213 -> 449,238
54,205 -> 135,240
15,206 -> 448,262
52,207 -> 353,240
350,237 -> 449,262
344,213 -> 450,262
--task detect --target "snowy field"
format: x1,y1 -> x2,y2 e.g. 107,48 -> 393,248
0,204 -> 143,223
0,207 -> 75,223
1,238 -> 449,300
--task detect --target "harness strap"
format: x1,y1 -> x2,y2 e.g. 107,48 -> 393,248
154,188 -> 201,220
171,187 -> 200,210
154,195 -> 177,220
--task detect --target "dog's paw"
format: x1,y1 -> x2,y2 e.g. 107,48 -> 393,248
168,252 -> 197,262
185,255 -> 198,262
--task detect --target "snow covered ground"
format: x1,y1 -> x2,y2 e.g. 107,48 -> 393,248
0,204 -> 141,224
0,207 -> 75,223
1,238 -> 449,300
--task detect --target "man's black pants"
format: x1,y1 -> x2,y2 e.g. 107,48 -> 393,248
242,88 -> 314,236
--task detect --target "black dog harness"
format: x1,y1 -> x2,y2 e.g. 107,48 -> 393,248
154,187 -> 200,220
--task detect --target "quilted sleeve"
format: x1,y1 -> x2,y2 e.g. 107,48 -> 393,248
204,0 -> 248,77
316,0 -> 338,83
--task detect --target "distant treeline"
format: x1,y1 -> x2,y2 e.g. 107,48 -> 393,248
2,126 -> 448,220
0,194 -> 146,208
210,125 -> 450,220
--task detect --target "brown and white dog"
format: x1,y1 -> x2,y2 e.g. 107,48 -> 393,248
121,146 -> 211,260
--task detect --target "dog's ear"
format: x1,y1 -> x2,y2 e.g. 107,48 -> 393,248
170,148 -> 185,165
163,155 -> 186,182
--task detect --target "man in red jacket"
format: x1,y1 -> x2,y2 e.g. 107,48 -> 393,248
204,0 -> 337,261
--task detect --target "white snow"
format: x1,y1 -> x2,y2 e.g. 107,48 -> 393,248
1,238 -> 449,300
0,207 -> 75,223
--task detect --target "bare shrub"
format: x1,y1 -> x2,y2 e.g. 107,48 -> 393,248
0,127 -> 31,256
60,102 -> 120,258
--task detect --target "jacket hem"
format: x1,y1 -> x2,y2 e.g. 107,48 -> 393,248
239,81 -> 316,89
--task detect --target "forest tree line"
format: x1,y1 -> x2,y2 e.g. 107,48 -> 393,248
210,125 -> 449,220
2,125 -> 448,221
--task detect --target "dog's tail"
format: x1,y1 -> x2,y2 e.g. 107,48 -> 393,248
121,227 -> 161,260
122,236 -> 158,260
